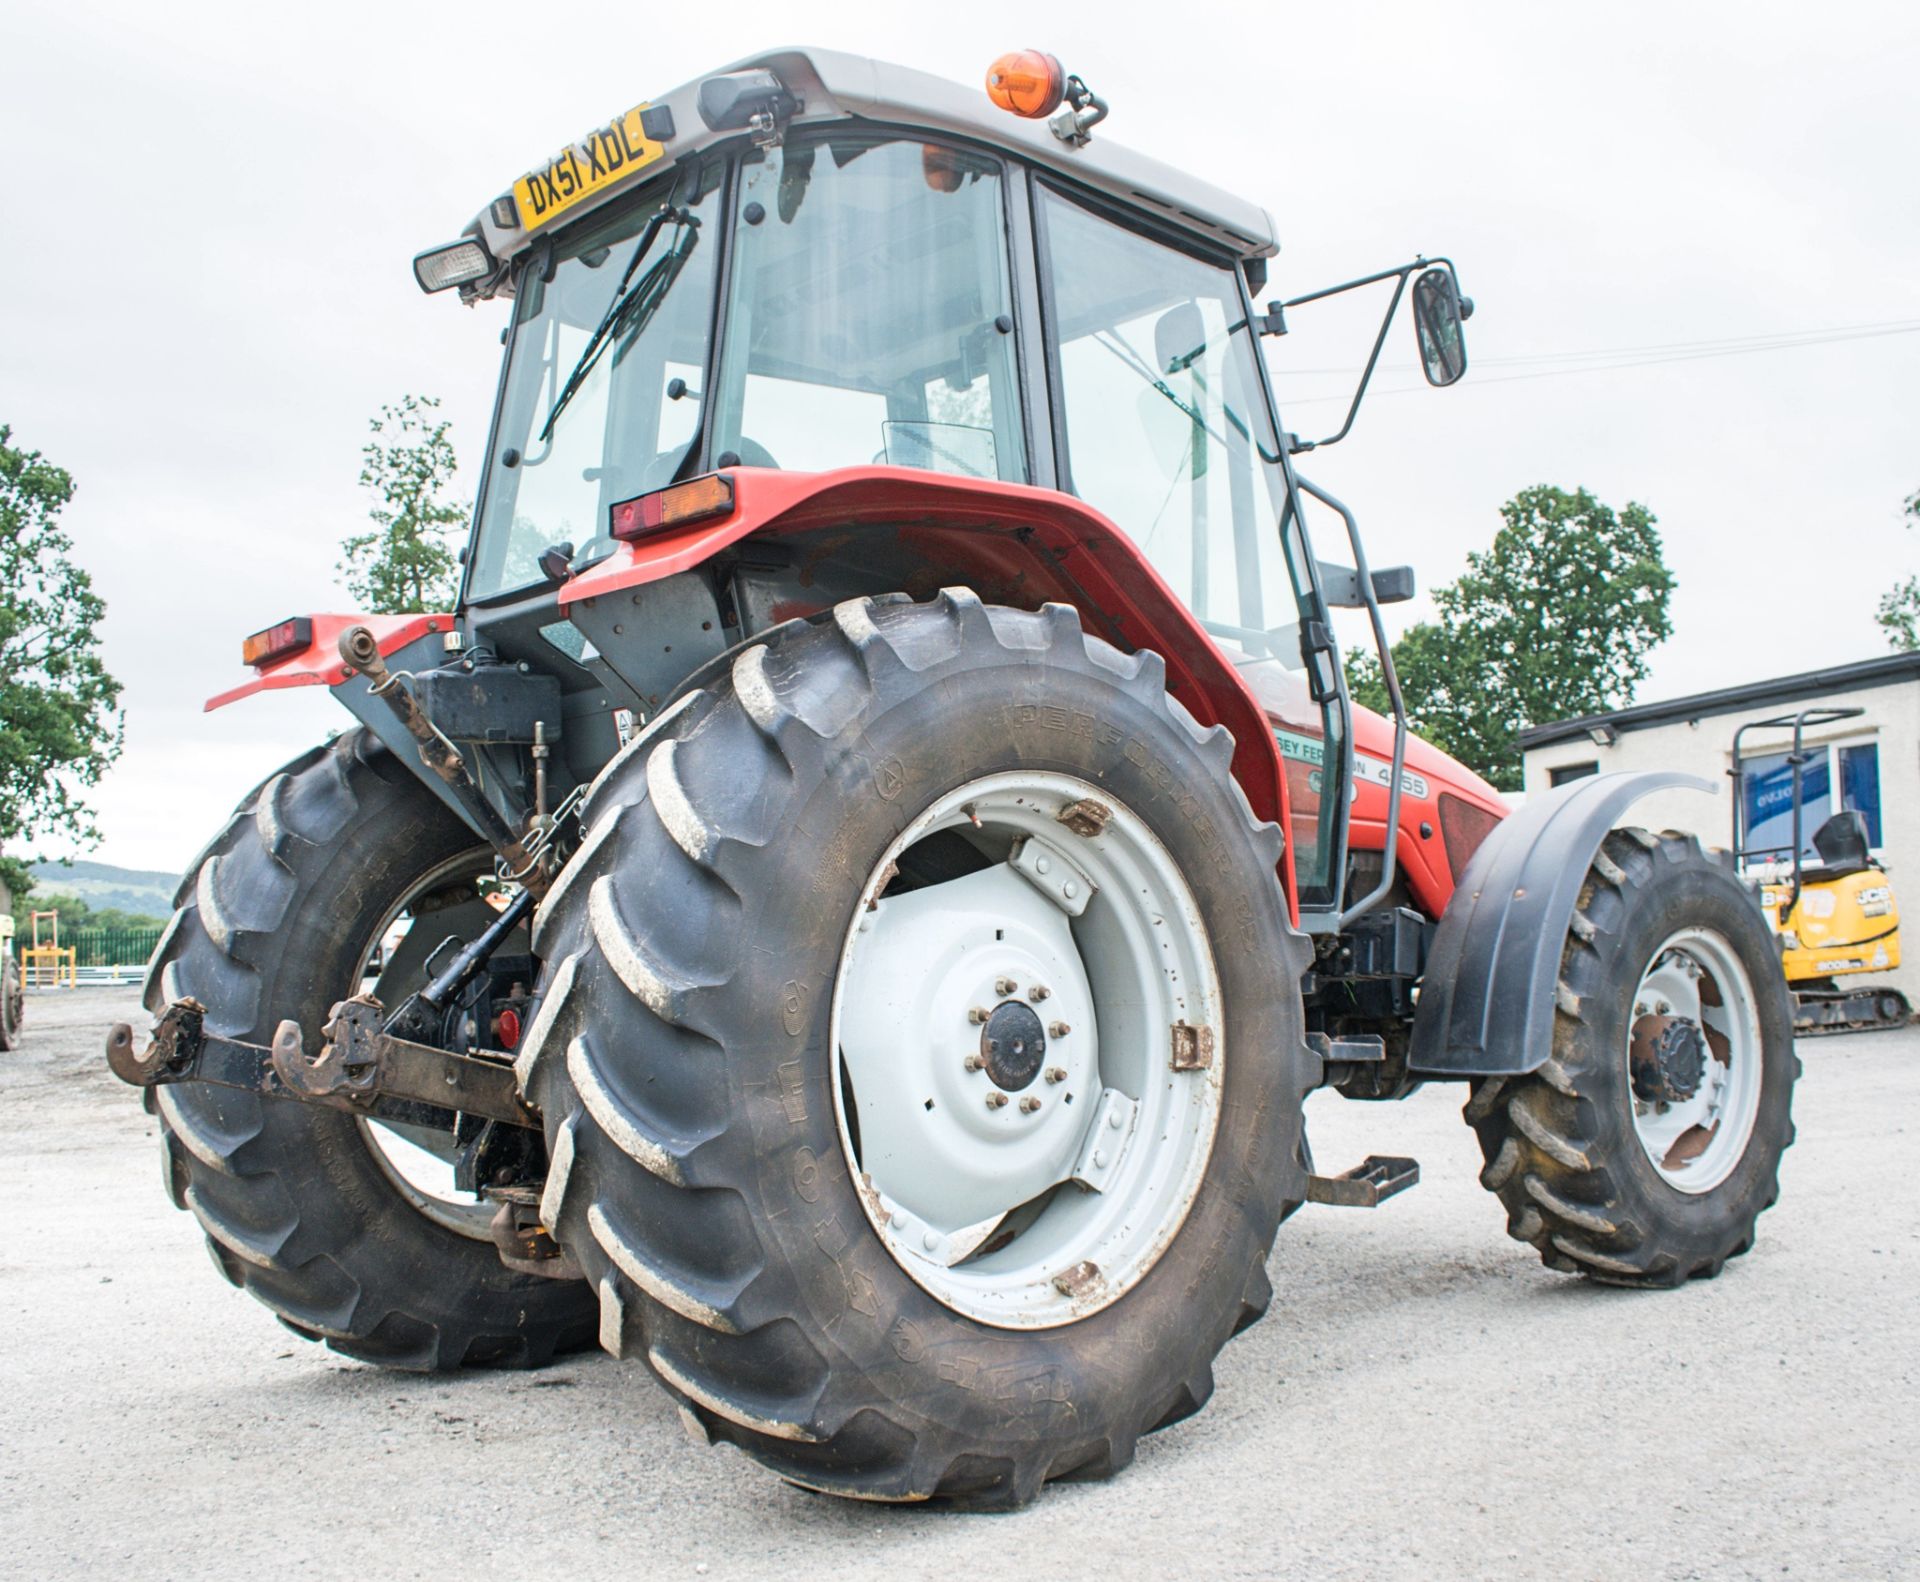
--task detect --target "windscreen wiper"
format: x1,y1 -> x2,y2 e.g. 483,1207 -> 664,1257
538,205 -> 700,443
1093,331 -> 1275,459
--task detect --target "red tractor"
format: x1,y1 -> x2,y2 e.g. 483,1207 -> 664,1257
110,48 -> 1797,1508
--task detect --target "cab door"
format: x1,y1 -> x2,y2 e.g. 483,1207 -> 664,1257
1031,183 -> 1349,913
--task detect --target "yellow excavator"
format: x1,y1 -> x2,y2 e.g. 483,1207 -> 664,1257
1733,707 -> 1907,1034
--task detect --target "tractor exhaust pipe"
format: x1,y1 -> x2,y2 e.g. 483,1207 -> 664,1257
338,625 -> 549,896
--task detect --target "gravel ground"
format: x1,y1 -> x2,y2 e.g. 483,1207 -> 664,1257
2,985 -> 1914,1581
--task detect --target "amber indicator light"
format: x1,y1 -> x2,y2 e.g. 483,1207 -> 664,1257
610,472 -> 737,541
985,50 -> 1066,119
241,616 -> 314,669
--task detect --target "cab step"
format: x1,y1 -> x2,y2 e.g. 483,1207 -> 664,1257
1306,1154 -> 1420,1208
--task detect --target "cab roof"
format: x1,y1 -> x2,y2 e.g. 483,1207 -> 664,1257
461,46 -> 1279,275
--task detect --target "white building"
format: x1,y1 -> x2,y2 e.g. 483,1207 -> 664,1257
1519,653 -> 1915,1003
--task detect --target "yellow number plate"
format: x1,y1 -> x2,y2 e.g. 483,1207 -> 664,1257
512,104 -> 666,232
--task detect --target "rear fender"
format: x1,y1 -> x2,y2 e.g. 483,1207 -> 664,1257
204,614 -> 484,835
561,466 -> 1298,916
1407,771 -> 1716,1077
204,613 -> 453,711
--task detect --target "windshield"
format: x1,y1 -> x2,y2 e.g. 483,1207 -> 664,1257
468,161 -> 725,600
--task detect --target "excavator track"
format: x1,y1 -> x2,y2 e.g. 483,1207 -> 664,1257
1791,986 -> 1912,1036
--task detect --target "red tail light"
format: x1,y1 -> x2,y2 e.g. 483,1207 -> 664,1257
241,616 -> 313,669
609,473 -> 736,541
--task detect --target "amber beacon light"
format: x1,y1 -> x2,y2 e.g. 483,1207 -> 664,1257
986,50 -> 1067,119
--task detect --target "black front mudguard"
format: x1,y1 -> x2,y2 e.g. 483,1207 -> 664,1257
1407,771 -> 1716,1077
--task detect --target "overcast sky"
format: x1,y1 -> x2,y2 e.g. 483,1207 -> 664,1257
3,0 -> 1915,876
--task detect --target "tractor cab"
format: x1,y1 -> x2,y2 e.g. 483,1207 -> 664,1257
414,46 -> 1481,929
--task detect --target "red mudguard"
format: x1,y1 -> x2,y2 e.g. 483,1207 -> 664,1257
204,613 -> 453,712
562,466 -> 1301,918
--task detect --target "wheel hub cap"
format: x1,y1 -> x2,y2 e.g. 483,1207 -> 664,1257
1630,1015 -> 1706,1104
982,1001 -> 1047,1091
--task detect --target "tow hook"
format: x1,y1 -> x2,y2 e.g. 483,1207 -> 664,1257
105,995 -> 539,1132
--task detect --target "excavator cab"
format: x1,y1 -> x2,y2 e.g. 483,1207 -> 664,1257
1731,707 -> 1907,1034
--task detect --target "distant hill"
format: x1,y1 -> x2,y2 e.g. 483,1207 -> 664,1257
27,859 -> 181,921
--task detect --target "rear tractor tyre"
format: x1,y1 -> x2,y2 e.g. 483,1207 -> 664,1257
146,729 -> 598,1369
518,590 -> 1314,1508
1466,828 -> 1798,1286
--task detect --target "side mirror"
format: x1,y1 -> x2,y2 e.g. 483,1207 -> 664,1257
1411,267 -> 1470,387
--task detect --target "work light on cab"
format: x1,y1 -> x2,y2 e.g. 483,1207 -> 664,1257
412,238 -> 494,294
241,616 -> 312,669
608,473 -> 736,541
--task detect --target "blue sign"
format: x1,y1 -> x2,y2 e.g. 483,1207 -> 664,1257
1741,751 -> 1831,860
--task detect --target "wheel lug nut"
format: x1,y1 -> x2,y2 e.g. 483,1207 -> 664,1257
1020,1096 -> 1042,1114
996,977 -> 1017,996
1049,1022 -> 1069,1038
986,1091 -> 1008,1109
964,1054 -> 985,1072
1029,984 -> 1050,1002
1045,1066 -> 1067,1084
968,1006 -> 990,1024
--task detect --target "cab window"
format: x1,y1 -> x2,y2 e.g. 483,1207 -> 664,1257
470,162 -> 726,600
712,137 -> 1027,484
1037,186 -> 1344,904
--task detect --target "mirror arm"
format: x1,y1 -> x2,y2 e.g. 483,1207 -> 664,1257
1290,271 -> 1410,454
1275,255 -> 1460,454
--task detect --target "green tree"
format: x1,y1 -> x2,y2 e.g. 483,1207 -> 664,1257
337,394 -> 466,613
0,426 -> 124,903
1351,485 -> 1675,791
11,890 -> 93,938
1875,485 -> 1920,651
10,890 -> 166,935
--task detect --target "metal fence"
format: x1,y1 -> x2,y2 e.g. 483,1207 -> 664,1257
63,926 -> 165,971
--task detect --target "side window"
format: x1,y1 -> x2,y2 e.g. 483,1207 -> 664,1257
1039,189 -> 1294,648
1838,741 -> 1881,846
713,138 -> 1027,483
1038,186 -> 1345,905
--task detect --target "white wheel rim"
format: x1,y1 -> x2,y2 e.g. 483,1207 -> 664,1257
830,773 -> 1224,1329
1625,926 -> 1764,1194
351,848 -> 518,1241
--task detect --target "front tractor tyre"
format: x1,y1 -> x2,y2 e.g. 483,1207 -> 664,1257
146,730 -> 598,1368
518,590 -> 1314,1508
1467,829 -> 1798,1286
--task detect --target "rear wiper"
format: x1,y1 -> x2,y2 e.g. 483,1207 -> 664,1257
538,205 -> 699,443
